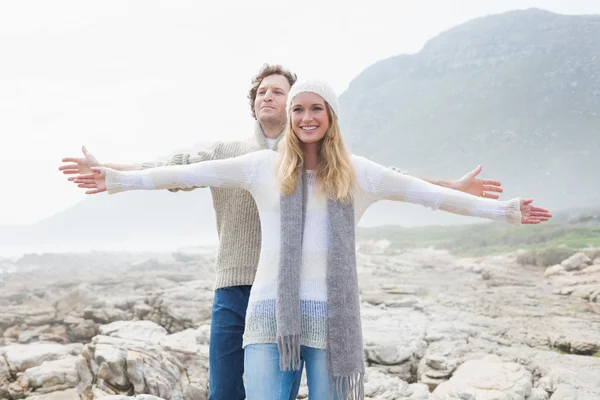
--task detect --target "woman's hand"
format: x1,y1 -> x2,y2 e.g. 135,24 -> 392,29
73,167 -> 108,194
520,199 -> 552,224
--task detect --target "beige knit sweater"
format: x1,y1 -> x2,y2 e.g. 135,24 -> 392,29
141,122 -> 283,289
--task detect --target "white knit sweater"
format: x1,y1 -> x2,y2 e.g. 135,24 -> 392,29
105,150 -> 521,348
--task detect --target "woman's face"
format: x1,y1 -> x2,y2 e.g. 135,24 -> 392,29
290,92 -> 330,144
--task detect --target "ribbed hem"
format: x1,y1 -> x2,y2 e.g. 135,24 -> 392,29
506,198 -> 522,225
242,336 -> 327,350
214,265 -> 256,290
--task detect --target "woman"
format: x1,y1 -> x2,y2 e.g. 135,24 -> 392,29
74,78 -> 551,400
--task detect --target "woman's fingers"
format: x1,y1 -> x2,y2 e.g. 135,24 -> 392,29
483,185 -> 503,193
85,188 -> 106,195
482,192 -> 500,200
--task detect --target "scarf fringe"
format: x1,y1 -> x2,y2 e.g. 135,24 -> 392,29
277,334 -> 302,371
329,372 -> 365,400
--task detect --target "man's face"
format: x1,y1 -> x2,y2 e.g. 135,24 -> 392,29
254,74 -> 291,126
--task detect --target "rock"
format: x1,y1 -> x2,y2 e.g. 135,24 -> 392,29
26,388 -> 79,400
561,252 -> 592,271
65,318 -> 98,342
0,305 -> 57,328
364,368 -> 431,399
529,387 -> 549,400
18,325 -> 69,344
361,306 -> 428,381
149,280 -> 214,332
545,264 -> 566,278
8,356 -> 79,398
569,339 -> 599,355
499,346 -> 600,399
432,355 -> 532,399
550,383 -> 583,399
78,322 -> 208,400
83,308 -> 130,324
0,355 -> 10,399
590,288 -> 600,303
99,320 -> 168,343
100,396 -> 166,400
0,343 -> 82,373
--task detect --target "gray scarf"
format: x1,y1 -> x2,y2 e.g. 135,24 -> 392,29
277,170 -> 365,400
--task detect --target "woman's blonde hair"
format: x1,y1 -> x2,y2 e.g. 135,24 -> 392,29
277,102 -> 355,204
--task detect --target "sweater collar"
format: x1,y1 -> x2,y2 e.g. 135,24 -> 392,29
253,121 -> 285,151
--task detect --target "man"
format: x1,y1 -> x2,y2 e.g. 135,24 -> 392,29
59,64 -> 503,399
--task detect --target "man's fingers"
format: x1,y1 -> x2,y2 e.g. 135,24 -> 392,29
468,165 -> 482,178
58,164 -> 79,171
61,157 -> 83,163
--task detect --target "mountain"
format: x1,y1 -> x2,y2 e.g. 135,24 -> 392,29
2,8 -> 599,253
339,8 -> 599,225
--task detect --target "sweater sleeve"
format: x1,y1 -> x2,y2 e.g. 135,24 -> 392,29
354,156 -> 522,225
140,142 -> 220,192
105,151 -> 264,195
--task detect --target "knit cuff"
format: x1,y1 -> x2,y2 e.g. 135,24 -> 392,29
505,198 -> 522,225
105,169 -> 123,195
213,265 -> 256,290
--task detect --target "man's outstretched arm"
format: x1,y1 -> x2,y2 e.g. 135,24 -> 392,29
391,164 -> 503,199
59,144 -> 219,191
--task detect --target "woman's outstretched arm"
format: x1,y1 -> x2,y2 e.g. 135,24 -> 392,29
355,156 -> 551,225
73,151 -> 267,195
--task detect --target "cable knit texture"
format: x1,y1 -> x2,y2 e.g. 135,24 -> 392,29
139,122 -> 283,290
105,150 -> 522,349
287,77 -> 341,118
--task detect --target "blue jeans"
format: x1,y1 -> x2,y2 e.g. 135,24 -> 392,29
244,344 -> 330,400
208,286 -> 252,400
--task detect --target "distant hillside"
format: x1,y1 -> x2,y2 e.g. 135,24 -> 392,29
340,8 -> 600,225
1,8 -> 599,252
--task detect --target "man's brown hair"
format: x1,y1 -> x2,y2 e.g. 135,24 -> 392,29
248,64 -> 297,119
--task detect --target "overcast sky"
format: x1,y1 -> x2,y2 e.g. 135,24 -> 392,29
1,0 -> 598,226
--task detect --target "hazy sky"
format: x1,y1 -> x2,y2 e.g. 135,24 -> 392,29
1,0 -> 599,225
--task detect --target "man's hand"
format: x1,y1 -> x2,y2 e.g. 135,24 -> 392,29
453,165 -> 503,199
58,145 -> 100,181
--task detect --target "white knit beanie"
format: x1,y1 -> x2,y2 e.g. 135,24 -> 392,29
286,77 -> 340,119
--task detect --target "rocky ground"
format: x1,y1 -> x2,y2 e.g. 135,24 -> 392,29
0,242 -> 598,400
